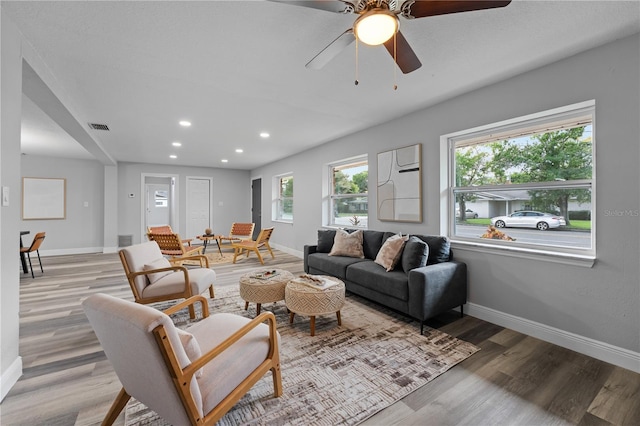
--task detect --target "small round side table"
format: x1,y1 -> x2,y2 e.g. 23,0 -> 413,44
239,269 -> 294,316
285,276 -> 345,336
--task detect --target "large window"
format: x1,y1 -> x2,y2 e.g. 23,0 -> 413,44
274,174 -> 293,222
444,101 -> 595,260
329,157 -> 368,228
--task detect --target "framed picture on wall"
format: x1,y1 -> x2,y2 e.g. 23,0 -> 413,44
22,177 -> 66,220
377,143 -> 422,222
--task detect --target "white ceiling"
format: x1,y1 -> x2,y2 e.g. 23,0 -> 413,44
4,0 -> 639,170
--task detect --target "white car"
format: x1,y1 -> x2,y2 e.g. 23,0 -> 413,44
456,208 -> 479,219
491,211 -> 566,231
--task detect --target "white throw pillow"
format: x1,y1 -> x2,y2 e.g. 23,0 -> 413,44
328,229 -> 365,258
176,328 -> 204,378
374,234 -> 409,272
143,257 -> 173,284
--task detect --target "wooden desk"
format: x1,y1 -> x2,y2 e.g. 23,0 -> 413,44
20,231 -> 30,273
196,234 -> 223,257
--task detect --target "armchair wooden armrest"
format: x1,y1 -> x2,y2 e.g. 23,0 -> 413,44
162,295 -> 210,318
169,254 -> 210,268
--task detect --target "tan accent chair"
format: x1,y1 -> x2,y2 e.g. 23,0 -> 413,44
218,222 -> 255,245
119,241 -> 215,319
147,232 -> 204,259
20,231 -> 46,278
232,227 -> 275,265
148,225 -> 193,246
83,293 -> 282,426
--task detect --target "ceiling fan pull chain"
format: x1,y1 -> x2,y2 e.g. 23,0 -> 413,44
393,32 -> 398,90
355,37 -> 359,86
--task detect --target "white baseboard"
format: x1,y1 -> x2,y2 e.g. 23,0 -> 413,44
103,246 -> 119,254
269,243 -> 303,259
39,247 -> 103,257
0,356 -> 22,402
466,302 -> 640,373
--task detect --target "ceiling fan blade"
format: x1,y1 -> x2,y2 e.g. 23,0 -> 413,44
306,29 -> 356,70
402,0 -> 511,19
267,0 -> 355,14
383,31 -> 422,74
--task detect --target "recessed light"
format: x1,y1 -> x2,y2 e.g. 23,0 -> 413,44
169,154 -> 177,159
260,132 -> 270,138
235,149 -> 243,153
172,142 -> 182,147
179,120 -> 191,127
221,159 -> 228,163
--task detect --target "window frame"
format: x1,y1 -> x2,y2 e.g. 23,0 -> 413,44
327,156 -> 368,229
273,173 -> 293,223
440,100 -> 596,266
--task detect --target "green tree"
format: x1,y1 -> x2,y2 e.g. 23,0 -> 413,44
333,171 -> 358,194
455,147 -> 492,220
352,171 -> 368,193
504,127 -> 591,225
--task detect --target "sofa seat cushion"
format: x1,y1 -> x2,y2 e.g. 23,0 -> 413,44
307,253 -> 366,280
345,261 -> 409,301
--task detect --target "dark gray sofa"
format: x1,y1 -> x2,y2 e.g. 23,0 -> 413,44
304,229 -> 467,333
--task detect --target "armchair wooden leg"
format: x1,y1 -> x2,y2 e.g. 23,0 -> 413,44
209,285 -> 215,299
101,388 -> 131,426
271,362 -> 283,397
255,249 -> 265,265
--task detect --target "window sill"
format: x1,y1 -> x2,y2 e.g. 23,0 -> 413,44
273,219 -> 293,225
450,239 -> 596,268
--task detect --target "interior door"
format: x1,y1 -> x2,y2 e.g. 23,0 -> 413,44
251,178 -> 262,239
145,183 -> 170,228
186,177 -> 212,238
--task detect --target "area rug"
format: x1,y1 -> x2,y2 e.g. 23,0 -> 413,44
125,285 -> 479,426
177,251 -> 235,266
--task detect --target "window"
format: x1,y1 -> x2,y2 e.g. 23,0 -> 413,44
329,157 -> 368,228
443,100 -> 595,260
274,174 -> 293,222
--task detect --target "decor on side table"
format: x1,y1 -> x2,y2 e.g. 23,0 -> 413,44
204,227 -> 212,235
377,143 -> 422,222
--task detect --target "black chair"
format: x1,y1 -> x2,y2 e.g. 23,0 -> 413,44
20,232 -> 46,278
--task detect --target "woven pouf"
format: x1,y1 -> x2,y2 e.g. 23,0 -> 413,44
239,269 -> 294,315
285,276 -> 345,336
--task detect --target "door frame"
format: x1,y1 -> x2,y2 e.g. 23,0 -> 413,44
140,173 -> 179,243
186,176 -> 213,239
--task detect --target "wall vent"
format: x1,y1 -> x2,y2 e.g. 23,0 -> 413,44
88,123 -> 110,131
118,234 -> 133,247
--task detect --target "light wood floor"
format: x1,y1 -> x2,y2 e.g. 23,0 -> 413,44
1,247 -> 638,425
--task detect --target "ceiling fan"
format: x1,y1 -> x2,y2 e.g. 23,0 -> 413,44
269,0 -> 512,74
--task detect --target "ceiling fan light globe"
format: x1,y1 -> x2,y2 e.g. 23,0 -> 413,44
354,10 -> 399,46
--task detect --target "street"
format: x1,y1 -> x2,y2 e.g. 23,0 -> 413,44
455,224 -> 592,249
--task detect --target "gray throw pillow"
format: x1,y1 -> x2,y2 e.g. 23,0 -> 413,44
402,236 -> 429,273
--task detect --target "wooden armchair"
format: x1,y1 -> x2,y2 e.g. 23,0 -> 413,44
218,222 -> 255,245
147,232 -> 204,259
148,225 -> 193,246
119,241 -> 215,319
83,293 -> 282,426
232,227 -> 275,265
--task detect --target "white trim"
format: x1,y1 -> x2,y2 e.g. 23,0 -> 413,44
269,242 -> 303,259
186,175 -> 214,238
140,173 -> 180,242
38,247 -> 103,256
1,356 -> 22,402
466,303 -> 640,373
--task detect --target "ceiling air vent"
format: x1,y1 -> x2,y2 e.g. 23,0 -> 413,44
88,123 -> 110,131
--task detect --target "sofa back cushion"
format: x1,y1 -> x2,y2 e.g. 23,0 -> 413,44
362,230 -> 385,259
401,236 -> 429,273
413,235 -> 451,264
317,230 -> 336,253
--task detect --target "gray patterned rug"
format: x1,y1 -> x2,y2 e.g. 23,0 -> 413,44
125,285 -> 479,426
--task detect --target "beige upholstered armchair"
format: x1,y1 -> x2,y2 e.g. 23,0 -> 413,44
82,293 -> 282,425
119,241 -> 215,318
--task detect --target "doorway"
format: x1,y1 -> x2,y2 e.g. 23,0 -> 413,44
141,174 -> 178,243
251,178 -> 262,239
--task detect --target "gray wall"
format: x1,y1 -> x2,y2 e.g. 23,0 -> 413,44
117,162 -> 251,246
21,155 -> 105,252
252,34 -> 640,356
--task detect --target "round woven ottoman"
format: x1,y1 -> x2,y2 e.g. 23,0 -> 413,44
239,269 -> 294,315
285,276 -> 345,336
